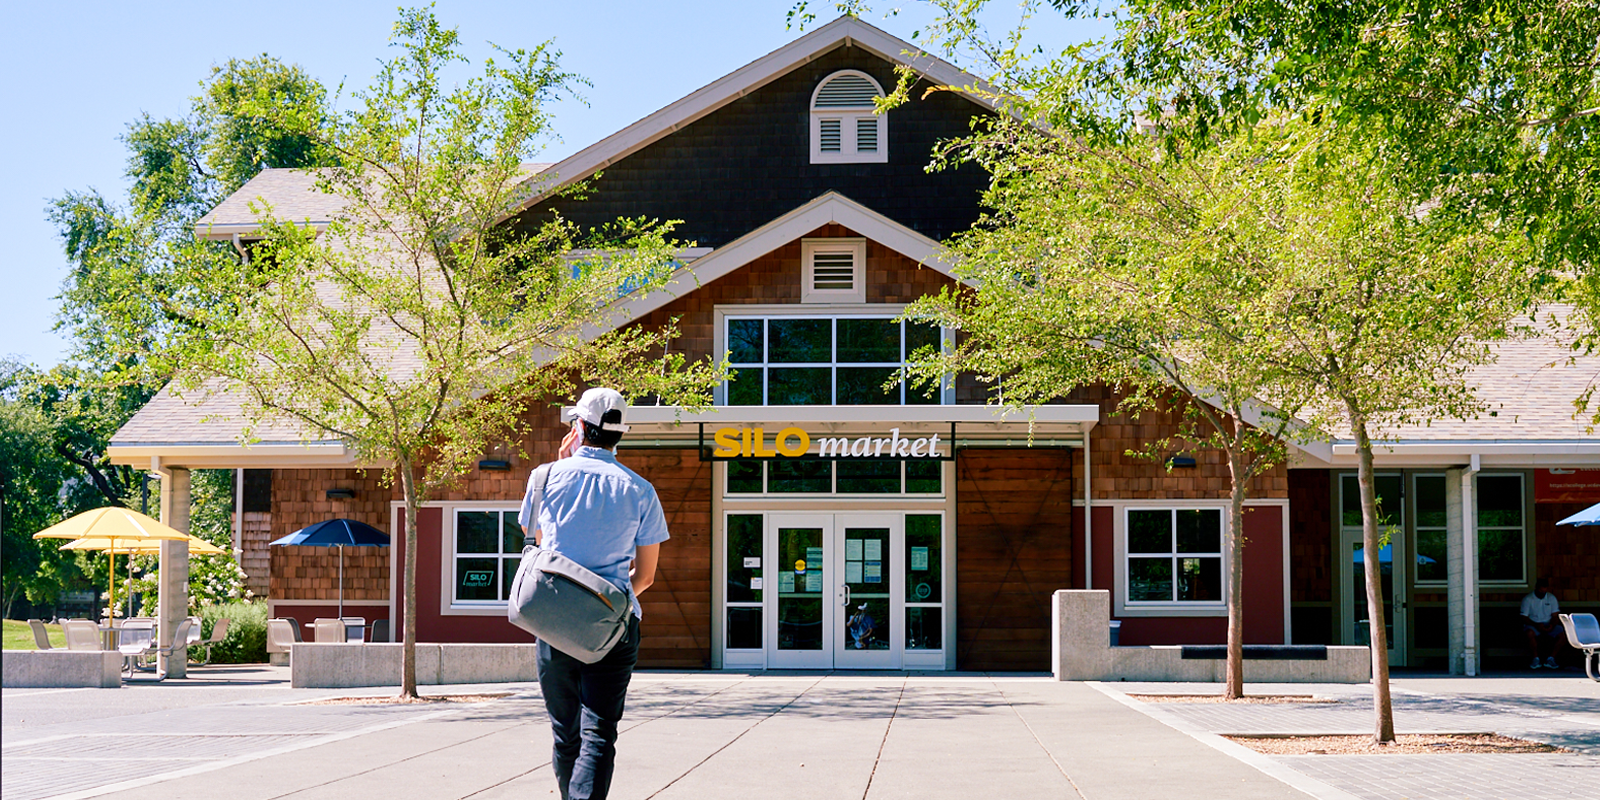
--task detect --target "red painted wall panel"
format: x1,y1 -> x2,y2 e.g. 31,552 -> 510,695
1099,503 -> 1286,647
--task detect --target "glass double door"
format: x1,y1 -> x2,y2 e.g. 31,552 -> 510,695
770,513 -> 901,669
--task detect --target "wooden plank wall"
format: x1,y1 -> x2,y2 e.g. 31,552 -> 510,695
269,545 -> 389,601
955,448 -> 1077,671
269,469 -> 394,600
619,449 -> 714,668
239,511 -> 273,597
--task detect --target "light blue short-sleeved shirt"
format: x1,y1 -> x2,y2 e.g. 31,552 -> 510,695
518,446 -> 669,617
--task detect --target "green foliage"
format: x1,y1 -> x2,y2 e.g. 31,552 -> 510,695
902,0 -> 1595,422
8,55 -> 334,619
146,7 -> 726,694
196,600 -> 268,664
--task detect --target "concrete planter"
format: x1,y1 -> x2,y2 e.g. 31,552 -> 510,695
2,649 -> 123,688
1052,590 -> 1371,683
289,643 -> 540,688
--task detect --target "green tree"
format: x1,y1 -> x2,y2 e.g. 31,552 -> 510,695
1028,0 -> 1599,421
156,8 -> 725,697
900,117 -> 1315,699
1,363 -> 78,617
1241,132 -> 1536,742
7,56 -> 335,616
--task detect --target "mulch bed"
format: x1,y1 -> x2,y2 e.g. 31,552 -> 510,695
1226,734 -> 1566,755
1129,694 -> 1336,704
301,692 -> 513,706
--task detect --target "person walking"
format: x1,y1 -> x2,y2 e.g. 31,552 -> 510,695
519,388 -> 667,800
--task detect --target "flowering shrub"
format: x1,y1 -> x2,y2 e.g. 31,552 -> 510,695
128,552 -> 253,614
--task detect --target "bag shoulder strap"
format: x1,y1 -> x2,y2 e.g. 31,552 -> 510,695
524,462 -> 554,548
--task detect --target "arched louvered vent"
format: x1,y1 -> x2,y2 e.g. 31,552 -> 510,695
809,71 -> 888,165
814,73 -> 879,108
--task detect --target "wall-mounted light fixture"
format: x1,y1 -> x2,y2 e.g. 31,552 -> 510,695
1166,455 -> 1198,469
477,459 -> 511,471
325,488 -> 357,499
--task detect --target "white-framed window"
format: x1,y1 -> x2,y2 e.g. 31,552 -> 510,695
810,70 -> 888,164
1412,473 -> 1448,585
1476,473 -> 1527,585
801,239 -> 866,303
452,508 -> 522,604
723,313 -> 945,406
1124,508 -> 1225,606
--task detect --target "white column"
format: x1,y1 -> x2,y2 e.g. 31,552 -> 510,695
1445,468 -> 1466,674
158,467 -> 192,678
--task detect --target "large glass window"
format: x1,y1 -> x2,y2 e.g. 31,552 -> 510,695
1477,474 -> 1526,583
1413,475 -> 1448,584
725,316 -> 943,406
727,459 -> 942,496
454,509 -> 523,604
1126,508 -> 1223,605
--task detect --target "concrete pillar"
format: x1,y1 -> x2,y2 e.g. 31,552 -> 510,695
1446,469 -> 1466,674
158,467 -> 191,678
1053,589 -> 1112,680
1445,466 -> 1481,676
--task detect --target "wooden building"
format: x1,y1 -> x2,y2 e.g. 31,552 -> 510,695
109,17 -> 1600,674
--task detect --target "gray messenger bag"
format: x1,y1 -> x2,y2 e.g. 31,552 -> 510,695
506,463 -> 633,663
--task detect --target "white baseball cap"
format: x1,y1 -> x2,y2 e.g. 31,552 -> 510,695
574,388 -> 630,432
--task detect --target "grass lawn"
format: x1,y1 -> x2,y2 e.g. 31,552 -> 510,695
3,619 -> 66,650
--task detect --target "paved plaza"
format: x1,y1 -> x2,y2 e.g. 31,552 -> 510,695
3,668 -> 1598,800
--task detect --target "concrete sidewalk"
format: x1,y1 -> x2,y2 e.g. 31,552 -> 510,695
4,672 -> 1308,800
7,671 -> 1599,800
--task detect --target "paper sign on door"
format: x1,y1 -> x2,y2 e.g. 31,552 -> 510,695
743,557 -> 761,568
750,577 -> 764,590
845,562 -> 863,583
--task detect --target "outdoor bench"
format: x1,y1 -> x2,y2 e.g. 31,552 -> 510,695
1180,645 -> 1329,661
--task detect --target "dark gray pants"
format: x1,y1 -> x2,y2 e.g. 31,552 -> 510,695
536,615 -> 640,800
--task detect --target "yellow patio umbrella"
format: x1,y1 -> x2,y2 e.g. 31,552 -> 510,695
61,535 -> 227,556
33,507 -> 191,620
60,534 -> 227,618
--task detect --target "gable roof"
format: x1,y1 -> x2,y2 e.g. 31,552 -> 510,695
594,190 -> 954,334
501,15 -> 995,221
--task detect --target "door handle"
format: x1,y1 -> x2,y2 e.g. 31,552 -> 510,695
842,584 -> 851,607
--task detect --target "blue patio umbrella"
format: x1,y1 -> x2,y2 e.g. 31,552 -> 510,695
1557,503 -> 1600,527
270,519 -> 390,617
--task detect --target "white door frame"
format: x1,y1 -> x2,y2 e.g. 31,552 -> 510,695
1338,473 -> 1408,666
766,513 -> 836,669
833,513 -> 903,669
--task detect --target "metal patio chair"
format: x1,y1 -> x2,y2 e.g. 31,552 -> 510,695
61,619 -> 102,651
116,618 -> 156,677
1559,613 -> 1600,681
27,619 -> 55,650
190,618 -> 231,665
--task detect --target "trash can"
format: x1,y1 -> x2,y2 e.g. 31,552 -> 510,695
1109,619 -> 1122,647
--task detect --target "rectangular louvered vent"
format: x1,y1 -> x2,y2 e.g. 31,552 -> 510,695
855,117 -> 878,152
812,252 -> 856,290
818,119 -> 841,152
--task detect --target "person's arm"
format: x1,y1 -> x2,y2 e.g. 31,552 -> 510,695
630,543 -> 660,596
518,425 -> 584,541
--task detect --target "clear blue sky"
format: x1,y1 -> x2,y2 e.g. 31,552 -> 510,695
0,1 -> 1109,368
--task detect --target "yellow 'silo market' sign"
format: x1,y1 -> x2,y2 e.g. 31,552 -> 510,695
711,427 -> 944,459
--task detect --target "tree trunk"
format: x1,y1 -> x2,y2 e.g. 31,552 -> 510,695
1349,407 -> 1396,743
399,459 -> 420,699
1225,463 -> 1247,700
